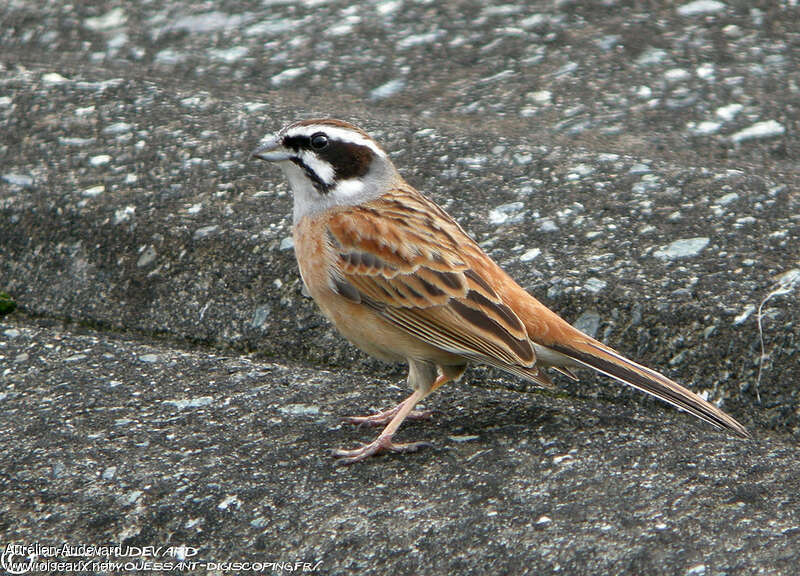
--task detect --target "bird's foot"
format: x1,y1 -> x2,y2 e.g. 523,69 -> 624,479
332,434 -> 432,464
342,404 -> 433,427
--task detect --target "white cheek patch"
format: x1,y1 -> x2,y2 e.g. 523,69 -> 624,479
298,150 -> 335,185
331,178 -> 365,198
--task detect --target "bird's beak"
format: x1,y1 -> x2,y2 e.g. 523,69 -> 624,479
251,134 -> 291,162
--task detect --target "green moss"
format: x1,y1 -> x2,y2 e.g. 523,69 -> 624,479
0,292 -> 17,316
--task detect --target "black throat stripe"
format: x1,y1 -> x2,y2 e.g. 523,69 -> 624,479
290,157 -> 331,195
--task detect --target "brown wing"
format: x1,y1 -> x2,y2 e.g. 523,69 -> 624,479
325,187 -> 549,385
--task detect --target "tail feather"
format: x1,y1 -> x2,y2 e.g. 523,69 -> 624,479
493,360 -> 555,389
552,366 -> 579,381
549,339 -> 750,439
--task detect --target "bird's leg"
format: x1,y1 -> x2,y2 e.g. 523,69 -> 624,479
342,392 -> 433,427
333,374 -> 448,464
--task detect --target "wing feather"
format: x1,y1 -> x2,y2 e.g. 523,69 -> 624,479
326,188 -> 540,375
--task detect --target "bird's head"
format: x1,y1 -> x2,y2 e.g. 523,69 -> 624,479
252,118 -> 397,222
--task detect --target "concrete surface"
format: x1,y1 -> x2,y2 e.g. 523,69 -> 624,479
1,0 -> 799,574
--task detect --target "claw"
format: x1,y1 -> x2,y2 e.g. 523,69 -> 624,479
333,435 -> 432,464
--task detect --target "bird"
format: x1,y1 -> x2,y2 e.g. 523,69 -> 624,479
252,118 -> 750,463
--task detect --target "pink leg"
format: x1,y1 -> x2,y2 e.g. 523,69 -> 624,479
333,376 -> 447,464
342,395 -> 433,427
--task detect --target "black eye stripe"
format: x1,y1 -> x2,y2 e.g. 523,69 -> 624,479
281,133 -> 376,191
321,140 -> 374,181
282,134 -> 310,151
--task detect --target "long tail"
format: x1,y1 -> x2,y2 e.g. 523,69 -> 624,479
548,338 -> 750,438
490,263 -> 750,438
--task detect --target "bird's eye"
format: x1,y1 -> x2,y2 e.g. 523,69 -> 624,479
310,132 -> 329,150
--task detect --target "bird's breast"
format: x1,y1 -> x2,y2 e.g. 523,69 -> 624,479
292,213 -> 465,367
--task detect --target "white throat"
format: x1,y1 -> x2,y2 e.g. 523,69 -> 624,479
279,158 -> 395,224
